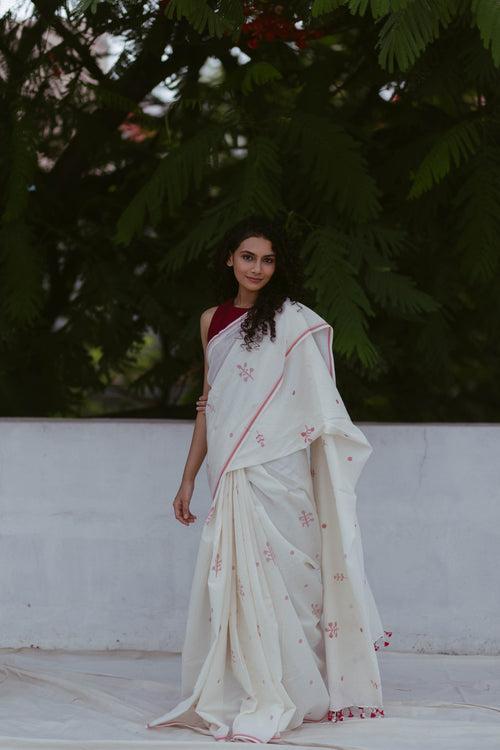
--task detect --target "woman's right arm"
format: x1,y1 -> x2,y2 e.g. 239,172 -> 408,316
172,307 -> 216,526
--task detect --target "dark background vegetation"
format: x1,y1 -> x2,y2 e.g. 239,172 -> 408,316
1,0 -> 499,420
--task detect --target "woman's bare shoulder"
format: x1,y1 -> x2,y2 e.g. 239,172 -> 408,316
200,305 -> 219,327
200,305 -> 219,345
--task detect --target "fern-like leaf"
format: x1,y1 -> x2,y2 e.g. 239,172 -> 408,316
365,265 -> 439,314
285,113 -> 381,223
86,84 -> 161,131
312,0 -> 345,17
164,0 -> 243,39
472,0 -> 500,67
115,125 -> 224,246
454,147 -> 500,282
159,198 -> 239,273
377,0 -> 457,72
347,0 -> 413,17
408,119 -> 483,199
303,227 -> 381,367
236,136 -> 284,216
241,62 -> 282,95
71,0 -> 101,16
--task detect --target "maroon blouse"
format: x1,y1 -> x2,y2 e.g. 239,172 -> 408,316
207,298 -> 250,344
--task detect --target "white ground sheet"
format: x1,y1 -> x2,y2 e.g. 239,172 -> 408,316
0,649 -> 498,749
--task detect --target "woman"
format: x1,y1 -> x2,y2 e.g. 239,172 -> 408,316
147,216 -> 390,743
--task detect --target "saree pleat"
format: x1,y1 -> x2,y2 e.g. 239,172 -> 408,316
147,448 -> 332,741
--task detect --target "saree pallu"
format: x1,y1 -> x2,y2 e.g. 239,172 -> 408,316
147,298 -> 388,742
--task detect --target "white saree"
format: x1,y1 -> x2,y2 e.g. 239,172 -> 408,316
147,297 -> 388,742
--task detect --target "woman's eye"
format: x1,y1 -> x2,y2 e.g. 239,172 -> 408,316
241,254 -> 274,263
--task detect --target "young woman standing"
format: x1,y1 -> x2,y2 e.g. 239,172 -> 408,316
147,216 -> 390,743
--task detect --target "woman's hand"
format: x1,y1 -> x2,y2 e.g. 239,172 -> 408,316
196,394 -> 208,413
172,479 -> 197,526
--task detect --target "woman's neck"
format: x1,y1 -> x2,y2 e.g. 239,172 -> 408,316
233,291 -> 257,308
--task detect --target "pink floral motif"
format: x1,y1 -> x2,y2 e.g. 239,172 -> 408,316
256,431 -> 265,447
370,679 -> 379,689
212,552 -> 222,576
263,541 -> 276,563
333,572 -> 346,582
325,621 -> 339,638
237,362 -> 255,381
298,509 -> 314,527
237,576 -> 245,597
300,424 -> 315,443
231,649 -> 237,663
310,467 -> 316,477
311,602 -> 322,618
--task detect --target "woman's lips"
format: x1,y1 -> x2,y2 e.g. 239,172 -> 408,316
246,276 -> 262,283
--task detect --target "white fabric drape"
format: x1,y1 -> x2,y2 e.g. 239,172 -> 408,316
147,298 -> 388,742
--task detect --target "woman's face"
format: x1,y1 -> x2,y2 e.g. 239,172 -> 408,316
227,235 -> 276,293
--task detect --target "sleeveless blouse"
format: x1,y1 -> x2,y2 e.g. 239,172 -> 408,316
207,298 -> 250,344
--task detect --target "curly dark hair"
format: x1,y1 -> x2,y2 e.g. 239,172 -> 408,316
212,215 -> 309,351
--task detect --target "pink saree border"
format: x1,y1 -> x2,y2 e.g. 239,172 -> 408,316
211,322 -> 333,500
206,308 -> 249,357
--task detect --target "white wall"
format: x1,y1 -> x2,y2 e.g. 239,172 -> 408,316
0,419 -> 498,654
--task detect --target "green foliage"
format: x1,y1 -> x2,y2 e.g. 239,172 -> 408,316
160,198 -> 240,272
303,227 -> 381,367
0,0 -> 499,420
472,0 -> 500,66
377,1 -> 458,72
454,147 -> 500,282
285,114 -> 381,223
408,119 -> 483,198
72,0 -> 102,14
311,0 -> 345,16
241,62 -> 283,94
164,0 -> 244,38
115,125 -> 225,245
0,108 -> 42,323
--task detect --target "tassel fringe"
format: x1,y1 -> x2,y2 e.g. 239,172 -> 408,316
327,706 -> 385,721
327,629 -> 392,723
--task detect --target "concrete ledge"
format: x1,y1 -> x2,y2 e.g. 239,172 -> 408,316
0,419 -> 498,653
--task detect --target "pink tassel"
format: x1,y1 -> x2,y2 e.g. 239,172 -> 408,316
327,705 -> 385,722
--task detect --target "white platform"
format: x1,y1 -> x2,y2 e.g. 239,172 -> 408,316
0,649 -> 499,748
